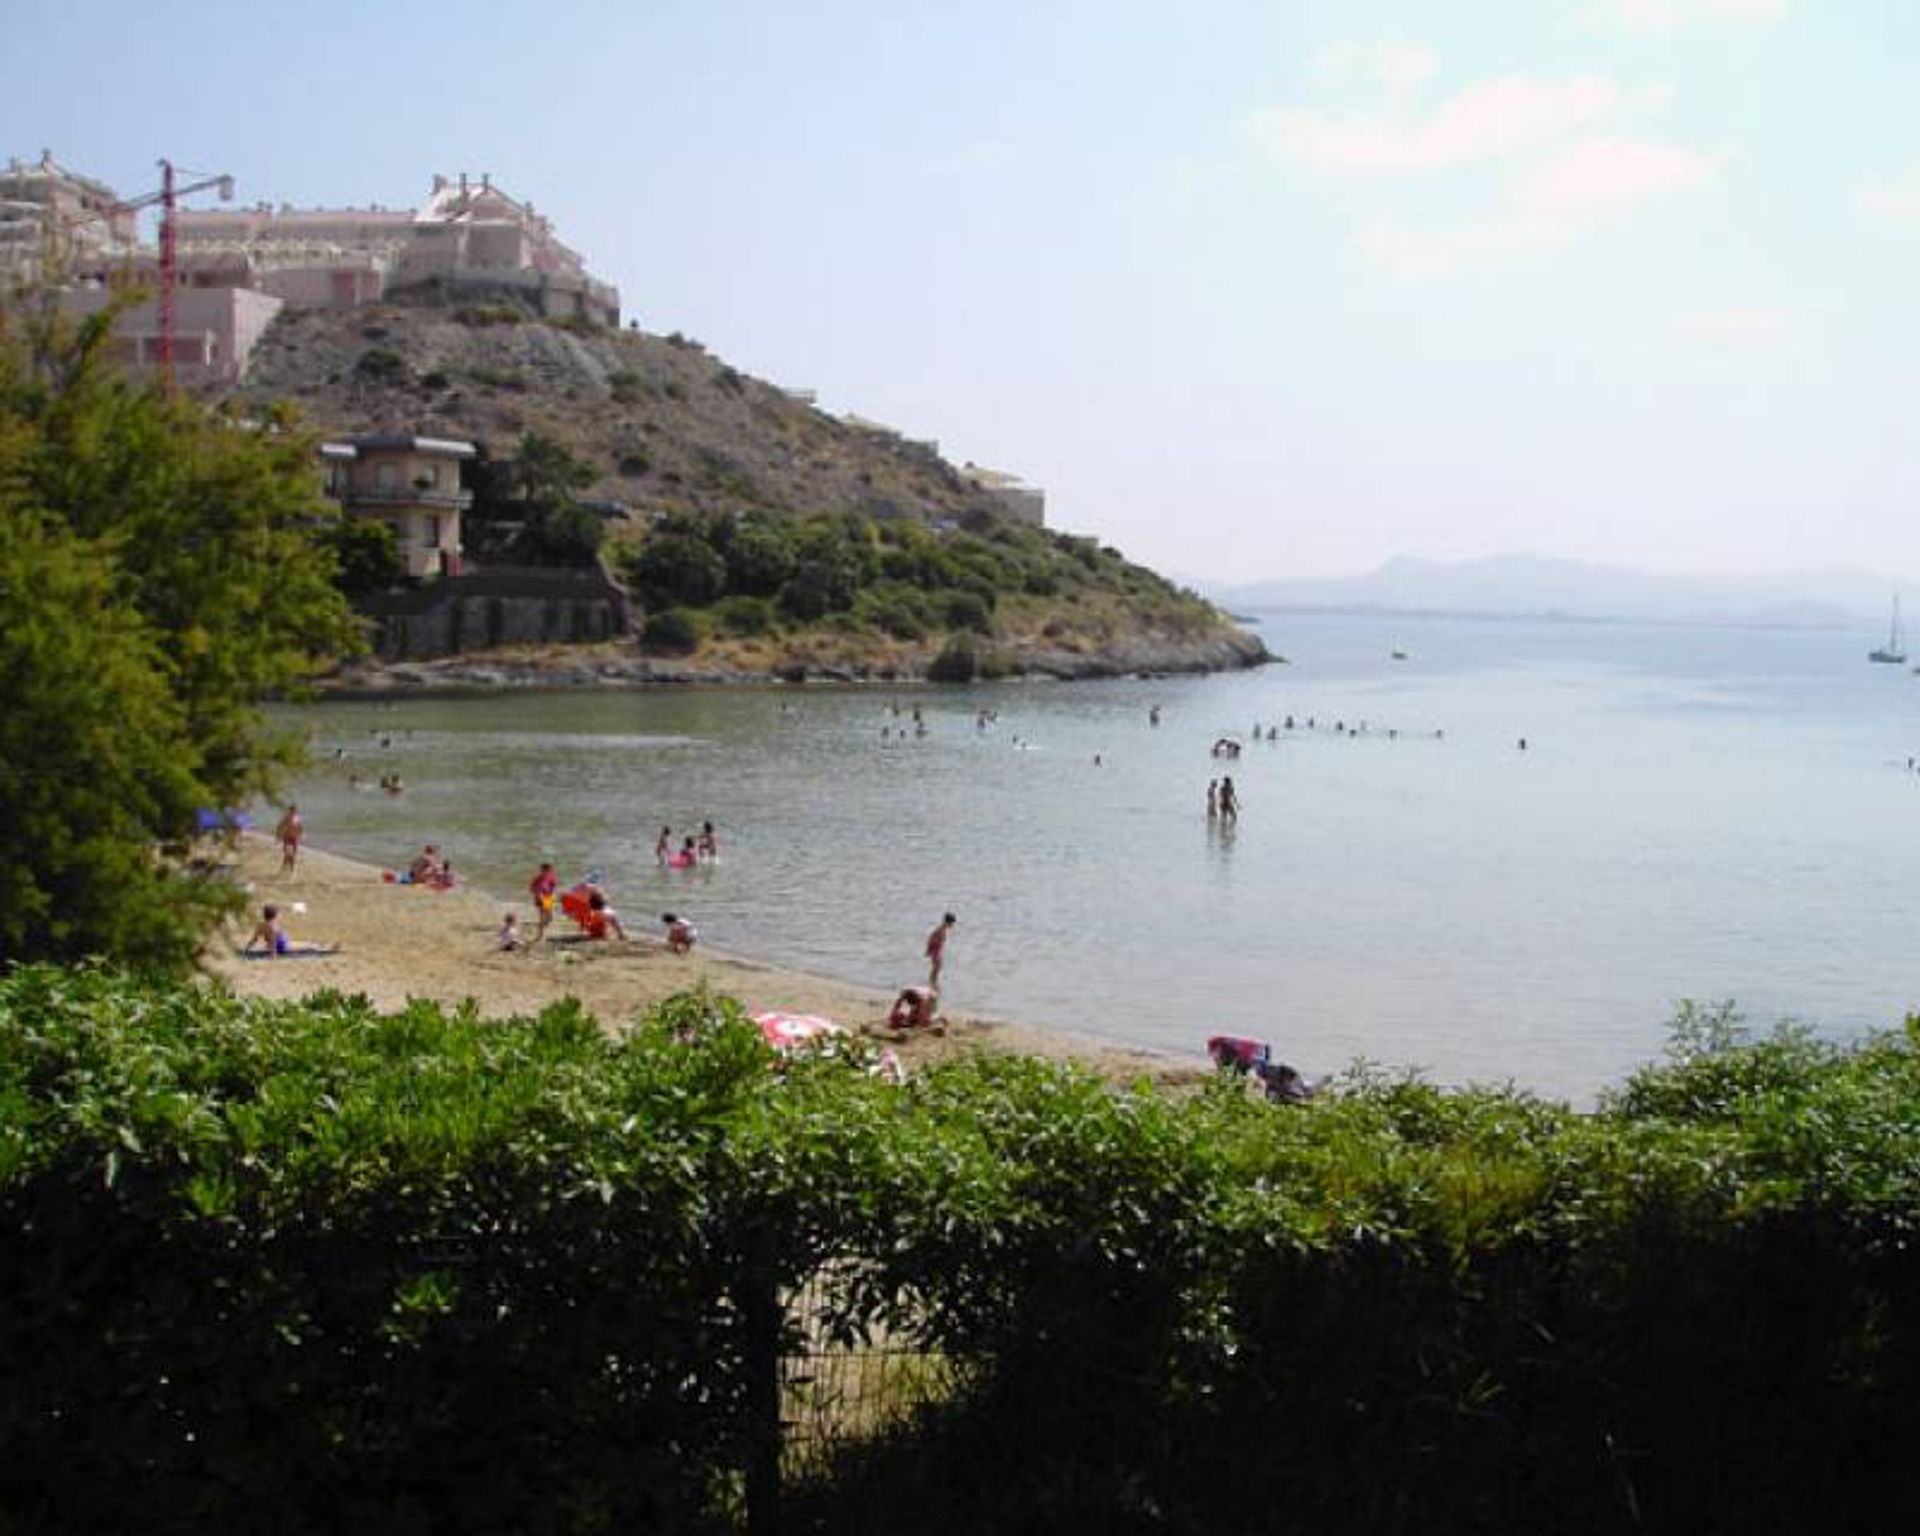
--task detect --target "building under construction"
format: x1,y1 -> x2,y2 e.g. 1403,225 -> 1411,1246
2,152 -> 620,388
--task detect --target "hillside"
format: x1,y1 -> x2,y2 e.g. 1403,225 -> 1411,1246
233,298 -> 1004,526
228,295 -> 1267,680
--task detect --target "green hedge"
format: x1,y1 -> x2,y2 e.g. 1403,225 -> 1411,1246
4,972 -> 1919,1533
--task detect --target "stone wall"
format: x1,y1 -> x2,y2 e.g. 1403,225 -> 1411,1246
356,565 -> 632,660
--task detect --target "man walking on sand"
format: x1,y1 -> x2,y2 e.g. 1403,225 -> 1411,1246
925,912 -> 956,989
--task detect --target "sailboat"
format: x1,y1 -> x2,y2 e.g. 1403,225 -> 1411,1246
1869,597 -> 1906,664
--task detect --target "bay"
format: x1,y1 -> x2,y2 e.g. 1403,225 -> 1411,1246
279,611 -> 1920,1102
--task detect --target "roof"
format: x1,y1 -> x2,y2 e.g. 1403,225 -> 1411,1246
345,435 -> 477,459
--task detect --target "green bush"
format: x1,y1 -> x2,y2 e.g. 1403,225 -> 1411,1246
452,303 -> 525,327
855,583 -> 933,641
942,590 -> 994,633
5,970 -> 1920,1532
712,594 -> 778,637
318,516 -> 404,594
354,346 -> 407,382
640,607 -> 702,654
631,532 -> 727,608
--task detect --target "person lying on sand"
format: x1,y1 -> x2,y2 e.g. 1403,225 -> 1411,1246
243,903 -> 339,958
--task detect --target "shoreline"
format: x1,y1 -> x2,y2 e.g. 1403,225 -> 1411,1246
206,835 -> 1204,1087
315,628 -> 1274,696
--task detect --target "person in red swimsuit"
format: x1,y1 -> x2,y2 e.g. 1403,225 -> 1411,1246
528,861 -> 558,941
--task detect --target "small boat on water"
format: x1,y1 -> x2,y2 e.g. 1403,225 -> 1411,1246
1390,647 -> 1409,661
1870,597 -> 1906,665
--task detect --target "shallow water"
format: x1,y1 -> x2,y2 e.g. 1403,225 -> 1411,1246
279,611 -> 1920,1101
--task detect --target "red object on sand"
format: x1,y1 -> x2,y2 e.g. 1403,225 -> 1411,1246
752,1012 -> 844,1051
1207,1035 -> 1269,1071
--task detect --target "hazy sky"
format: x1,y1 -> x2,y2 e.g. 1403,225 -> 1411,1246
7,0 -> 1918,583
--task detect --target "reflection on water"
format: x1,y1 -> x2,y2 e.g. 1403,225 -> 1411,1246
280,612 -> 1920,1101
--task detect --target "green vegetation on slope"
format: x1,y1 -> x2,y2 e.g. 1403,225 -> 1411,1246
615,504 -> 1232,674
4,969 -> 1916,1533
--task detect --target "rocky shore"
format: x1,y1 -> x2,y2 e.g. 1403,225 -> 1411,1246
323,627 -> 1273,693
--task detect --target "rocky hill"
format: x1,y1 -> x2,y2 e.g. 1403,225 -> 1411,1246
227,293 -> 1268,682
231,296 -> 1012,526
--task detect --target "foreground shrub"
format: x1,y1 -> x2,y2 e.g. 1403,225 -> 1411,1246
6,971 -> 1920,1534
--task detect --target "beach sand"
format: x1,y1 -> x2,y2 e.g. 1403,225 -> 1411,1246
205,835 -> 1202,1087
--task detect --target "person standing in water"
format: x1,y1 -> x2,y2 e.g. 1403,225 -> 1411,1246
925,912 -> 957,989
1206,779 -> 1219,820
1218,776 -> 1239,823
654,826 -> 672,865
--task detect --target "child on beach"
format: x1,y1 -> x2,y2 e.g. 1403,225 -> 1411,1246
497,913 -> 522,951
661,913 -> 697,954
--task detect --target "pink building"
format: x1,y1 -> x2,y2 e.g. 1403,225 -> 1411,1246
175,172 -> 619,325
5,153 -> 620,389
64,284 -> 283,390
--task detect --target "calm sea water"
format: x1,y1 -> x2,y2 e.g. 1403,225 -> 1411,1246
277,611 -> 1920,1102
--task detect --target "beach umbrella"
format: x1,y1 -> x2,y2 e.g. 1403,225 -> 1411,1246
751,1011 -> 844,1050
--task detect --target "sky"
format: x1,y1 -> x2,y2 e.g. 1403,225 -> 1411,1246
6,0 -> 1920,585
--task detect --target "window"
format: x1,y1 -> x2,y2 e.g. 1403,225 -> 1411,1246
376,462 -> 398,490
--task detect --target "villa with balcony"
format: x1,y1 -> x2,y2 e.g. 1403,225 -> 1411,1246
320,434 -> 475,578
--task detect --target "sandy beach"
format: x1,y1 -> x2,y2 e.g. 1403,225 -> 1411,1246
205,835 -> 1202,1087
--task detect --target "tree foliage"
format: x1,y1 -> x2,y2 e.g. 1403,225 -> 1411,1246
463,430 -> 604,567
317,515 -> 403,594
0,305 -> 361,969
615,505 -> 1220,645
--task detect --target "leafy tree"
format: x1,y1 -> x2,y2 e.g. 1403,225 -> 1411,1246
521,501 -> 605,566
633,532 -> 726,607
516,430 -> 596,505
942,590 -> 994,633
0,304 -> 361,969
318,516 -> 403,594
639,607 -> 701,654
461,431 -> 603,567
719,515 -> 796,596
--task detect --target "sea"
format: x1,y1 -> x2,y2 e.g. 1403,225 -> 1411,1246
276,610 -> 1920,1104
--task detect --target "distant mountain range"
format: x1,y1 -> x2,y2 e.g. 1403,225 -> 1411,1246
1210,555 -> 1915,630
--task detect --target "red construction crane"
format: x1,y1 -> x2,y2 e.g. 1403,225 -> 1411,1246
150,160 -> 235,390
57,160 -> 234,388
